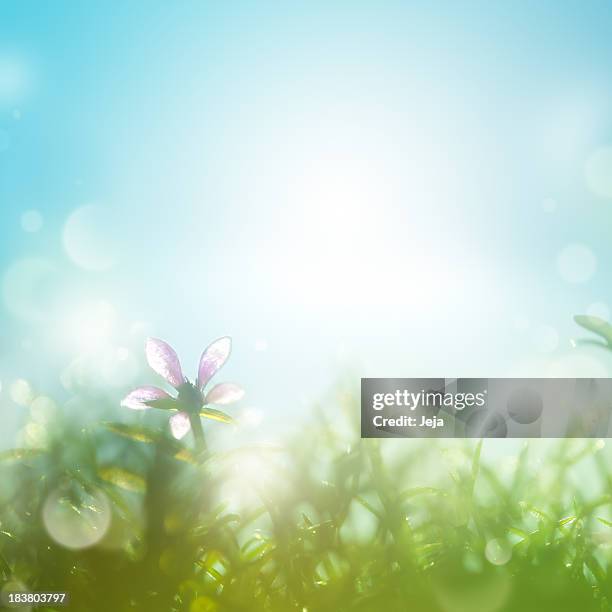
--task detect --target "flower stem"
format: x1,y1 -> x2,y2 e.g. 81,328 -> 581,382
189,413 -> 207,456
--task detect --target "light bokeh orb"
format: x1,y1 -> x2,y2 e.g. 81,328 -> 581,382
485,538 -> 512,566
507,387 -> 543,424
63,205 -> 117,271
586,301 -> 610,321
556,243 -> 597,284
22,421 -> 48,448
42,485 -> 111,550
20,209 -> 43,233
9,378 -> 35,407
0,56 -> 31,103
1,580 -> 31,612
30,396 -> 58,424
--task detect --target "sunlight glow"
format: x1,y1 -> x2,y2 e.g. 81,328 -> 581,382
63,301 -> 116,352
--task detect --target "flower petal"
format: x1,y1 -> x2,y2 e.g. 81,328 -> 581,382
146,338 -> 184,388
169,411 -> 191,440
204,382 -> 244,406
197,336 -> 232,390
121,386 -> 171,410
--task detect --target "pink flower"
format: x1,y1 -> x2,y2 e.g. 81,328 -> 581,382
121,337 -> 244,439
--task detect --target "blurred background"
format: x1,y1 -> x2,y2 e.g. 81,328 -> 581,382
2,0 -> 612,444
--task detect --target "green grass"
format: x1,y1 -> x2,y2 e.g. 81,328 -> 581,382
1,383 -> 612,611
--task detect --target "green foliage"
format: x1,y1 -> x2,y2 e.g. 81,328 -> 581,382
574,315 -> 612,347
1,390 -> 612,611
199,407 -> 235,425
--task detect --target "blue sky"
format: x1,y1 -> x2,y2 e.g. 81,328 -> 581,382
2,1 -> 612,441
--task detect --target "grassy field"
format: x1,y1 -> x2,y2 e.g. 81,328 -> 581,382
1,376 -> 612,612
